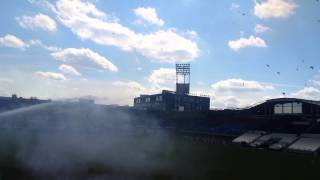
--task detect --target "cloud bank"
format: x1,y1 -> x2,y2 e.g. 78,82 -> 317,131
134,7 -> 164,26
254,0 -> 297,19
49,0 -> 198,63
16,13 -> 57,32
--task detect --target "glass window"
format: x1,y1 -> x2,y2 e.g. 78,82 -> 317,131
178,106 -> 184,111
292,102 -> 302,114
156,95 -> 162,101
274,104 -> 282,114
283,103 -> 292,114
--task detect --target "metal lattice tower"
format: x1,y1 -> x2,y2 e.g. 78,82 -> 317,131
176,64 -> 190,95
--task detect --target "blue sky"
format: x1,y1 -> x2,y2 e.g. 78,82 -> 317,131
0,0 -> 320,108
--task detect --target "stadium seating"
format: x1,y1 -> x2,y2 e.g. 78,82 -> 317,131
232,131 -> 266,144
268,133 -> 297,150
288,136 -> 320,153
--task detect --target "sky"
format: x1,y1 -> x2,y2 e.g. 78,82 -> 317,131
0,0 -> 320,109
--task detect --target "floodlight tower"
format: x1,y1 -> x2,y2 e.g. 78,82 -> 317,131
176,63 -> 190,95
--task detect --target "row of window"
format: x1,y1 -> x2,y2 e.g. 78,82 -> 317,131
135,96 -> 162,104
274,102 -> 302,114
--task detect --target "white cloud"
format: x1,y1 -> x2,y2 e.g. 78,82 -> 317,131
112,81 -> 146,92
59,64 -> 81,76
134,7 -> 164,26
34,71 -> 66,81
47,0 -> 198,63
183,30 -> 198,39
0,68 -> 284,109
196,81 -> 205,86
209,79 -> 276,108
205,80 -> 308,109
0,69 -> 148,105
28,39 -> 61,51
51,48 -> 118,72
309,77 -> 320,86
211,78 -> 274,93
210,95 -> 242,109
147,68 -> 176,89
0,34 -> 60,51
230,3 -> 240,11
228,35 -> 267,51
16,13 -> 57,32
0,77 -> 13,84
239,31 -> 245,37
311,80 -> 320,86
254,24 -> 272,33
308,71 -> 320,86
291,87 -> 320,100
110,80 -> 153,105
0,34 -> 29,49
136,29 -> 199,63
254,0 -> 297,19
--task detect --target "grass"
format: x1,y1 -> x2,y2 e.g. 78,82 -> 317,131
0,129 -> 319,180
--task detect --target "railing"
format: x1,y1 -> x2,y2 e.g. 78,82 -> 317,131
162,90 -> 210,98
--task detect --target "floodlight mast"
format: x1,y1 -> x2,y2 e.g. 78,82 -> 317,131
176,63 -> 190,95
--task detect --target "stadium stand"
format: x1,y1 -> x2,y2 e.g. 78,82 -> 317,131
268,133 -> 298,150
250,134 -> 275,148
232,131 -> 266,144
288,135 -> 320,153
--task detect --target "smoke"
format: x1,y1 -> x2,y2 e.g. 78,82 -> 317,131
0,102 -> 178,179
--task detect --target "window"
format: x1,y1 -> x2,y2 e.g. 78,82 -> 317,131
274,104 -> 282,114
283,103 -> 292,114
156,95 -> 162,101
292,102 -> 302,114
274,102 -> 302,114
136,98 -> 141,103
145,97 -> 151,102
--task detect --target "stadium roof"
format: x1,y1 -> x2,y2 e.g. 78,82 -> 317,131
265,98 -> 320,106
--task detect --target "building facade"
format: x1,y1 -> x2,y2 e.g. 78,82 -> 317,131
134,64 -> 210,112
249,98 -> 320,117
134,90 -> 210,112
0,94 -> 51,112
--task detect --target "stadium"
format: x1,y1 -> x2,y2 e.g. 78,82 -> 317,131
0,64 -> 320,179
